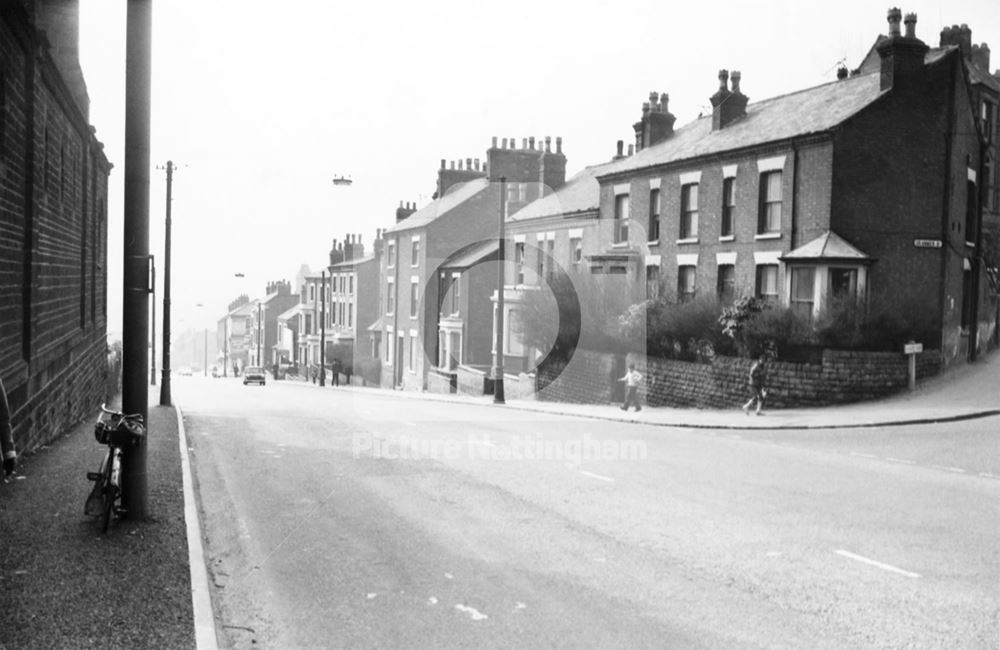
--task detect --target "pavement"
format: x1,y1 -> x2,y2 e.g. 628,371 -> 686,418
0,352 -> 997,649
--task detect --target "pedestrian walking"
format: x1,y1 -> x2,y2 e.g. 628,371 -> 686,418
742,354 -> 769,415
1,375 -> 17,476
331,358 -> 341,386
618,363 -> 643,412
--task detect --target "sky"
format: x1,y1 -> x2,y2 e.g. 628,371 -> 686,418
76,0 -> 1000,337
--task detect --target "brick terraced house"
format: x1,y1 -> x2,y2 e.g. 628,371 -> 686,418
0,1 -> 113,453
594,8 -> 999,367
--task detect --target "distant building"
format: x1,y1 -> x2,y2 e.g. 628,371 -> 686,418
247,281 -> 298,368
217,295 -> 252,374
0,1 -> 112,452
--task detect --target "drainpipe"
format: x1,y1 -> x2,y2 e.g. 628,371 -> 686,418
970,122 -> 988,361
391,233 -> 401,389
790,143 -> 799,251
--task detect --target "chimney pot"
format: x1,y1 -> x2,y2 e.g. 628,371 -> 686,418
501,138 -> 508,148
627,144 -> 634,156
556,136 -> 562,154
730,70 -> 742,93
837,65 -> 849,79
466,157 -> 472,170
450,160 -> 455,170
492,136 -> 498,148
718,69 -> 729,91
904,13 -> 917,39
887,7 -> 902,38
474,158 -> 480,170
545,136 -> 551,152
529,136 -> 535,149
660,93 -> 669,110
522,138 -> 528,149
642,101 -> 650,115
440,159 -> 445,169
616,140 -> 624,156
399,200 -> 403,208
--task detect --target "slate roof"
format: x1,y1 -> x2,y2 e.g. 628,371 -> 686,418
509,162 -> 615,222
598,71 -> 892,178
780,231 -> 871,261
384,178 -> 490,234
277,303 -> 307,321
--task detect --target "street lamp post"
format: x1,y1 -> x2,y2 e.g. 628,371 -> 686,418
320,271 -> 327,387
493,176 -> 506,404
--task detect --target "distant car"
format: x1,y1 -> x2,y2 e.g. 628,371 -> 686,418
178,366 -> 193,376
243,366 -> 266,386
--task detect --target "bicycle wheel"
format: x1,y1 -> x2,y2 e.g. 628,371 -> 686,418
101,459 -> 117,533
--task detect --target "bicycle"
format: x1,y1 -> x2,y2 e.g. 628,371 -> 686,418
84,404 -> 145,533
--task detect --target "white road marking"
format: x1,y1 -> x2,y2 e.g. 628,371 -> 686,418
366,593 -> 378,600
454,604 -> 489,621
930,464 -> 967,473
850,452 -> 878,459
886,457 -> 916,465
579,470 -> 615,483
444,573 -> 454,580
514,602 -> 527,611
175,406 -> 219,650
428,597 -> 438,605
979,472 -> 999,479
834,549 -> 921,578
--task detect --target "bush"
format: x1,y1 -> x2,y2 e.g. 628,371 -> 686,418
814,292 -> 938,351
620,295 -> 731,361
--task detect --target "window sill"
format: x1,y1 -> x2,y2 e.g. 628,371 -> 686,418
718,235 -> 735,242
676,237 -> 699,245
611,242 -> 630,248
755,233 -> 781,240
647,239 -> 661,246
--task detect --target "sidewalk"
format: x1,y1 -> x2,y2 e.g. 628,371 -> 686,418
0,398 -> 199,649
331,349 -> 1000,430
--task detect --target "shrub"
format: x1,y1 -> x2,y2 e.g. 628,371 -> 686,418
815,292 -> 938,351
620,295 -> 730,361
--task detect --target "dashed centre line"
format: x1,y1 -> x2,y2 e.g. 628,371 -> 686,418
850,452 -> 878,459
931,464 -> 967,474
834,549 -> 921,578
885,457 -> 916,465
578,470 -> 615,483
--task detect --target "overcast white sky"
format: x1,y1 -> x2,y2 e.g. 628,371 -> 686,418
77,1 -> 999,336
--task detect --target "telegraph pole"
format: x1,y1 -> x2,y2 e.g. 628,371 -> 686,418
121,0 -> 152,520
159,160 -> 174,406
149,255 -> 156,385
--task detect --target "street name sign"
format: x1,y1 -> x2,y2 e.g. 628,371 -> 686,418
913,239 -> 942,248
903,342 -> 923,354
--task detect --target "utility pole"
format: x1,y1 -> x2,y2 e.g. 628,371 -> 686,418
159,160 -> 174,406
121,0 -> 152,520
257,302 -> 263,366
149,255 -> 156,385
320,271 -> 327,387
493,176 -> 506,404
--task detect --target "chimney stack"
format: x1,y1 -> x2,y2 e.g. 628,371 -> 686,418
877,8 -> 928,91
709,70 -> 748,131
634,90 -> 676,150
396,200 -> 417,222
614,139 -> 626,161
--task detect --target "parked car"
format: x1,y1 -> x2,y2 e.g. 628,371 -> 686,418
243,366 -> 266,386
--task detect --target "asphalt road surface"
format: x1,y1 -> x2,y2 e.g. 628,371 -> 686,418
175,375 -> 1000,649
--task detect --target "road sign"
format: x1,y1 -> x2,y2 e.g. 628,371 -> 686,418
913,239 -> 942,248
903,342 -> 923,354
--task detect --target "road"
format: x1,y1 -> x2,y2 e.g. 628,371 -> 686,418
174,375 -> 1000,649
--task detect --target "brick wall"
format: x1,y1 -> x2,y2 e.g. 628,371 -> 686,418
537,348 -> 941,408
1,5 -> 112,455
